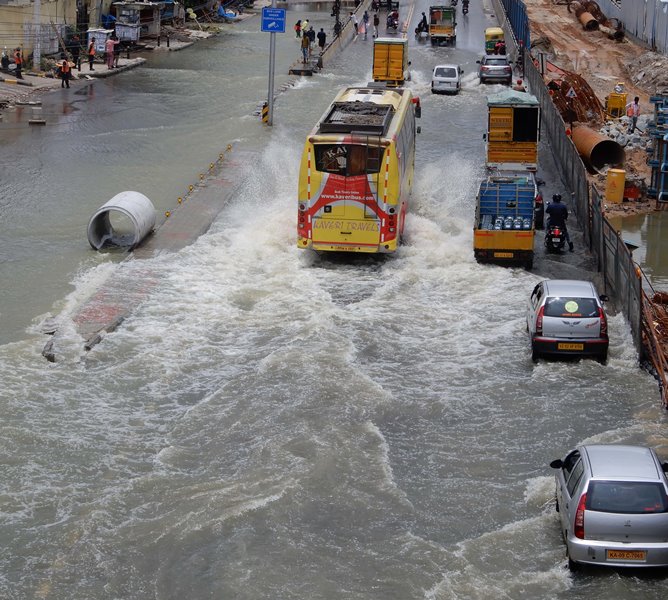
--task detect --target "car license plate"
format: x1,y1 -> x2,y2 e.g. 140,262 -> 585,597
557,343 -> 584,351
606,549 -> 646,561
494,252 -> 513,258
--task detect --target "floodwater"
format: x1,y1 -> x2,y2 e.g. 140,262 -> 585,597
609,211 -> 668,289
1,3 -> 667,599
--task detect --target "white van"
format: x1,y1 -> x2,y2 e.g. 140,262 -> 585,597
431,64 -> 463,94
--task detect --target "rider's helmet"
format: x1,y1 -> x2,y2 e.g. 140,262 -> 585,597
552,194 -> 562,202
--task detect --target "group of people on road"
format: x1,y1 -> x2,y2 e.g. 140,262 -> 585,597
1,48 -> 24,79
296,19 -> 327,63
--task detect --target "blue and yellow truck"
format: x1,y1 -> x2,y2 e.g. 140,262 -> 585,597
474,90 -> 542,270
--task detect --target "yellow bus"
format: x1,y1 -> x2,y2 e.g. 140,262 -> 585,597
297,86 -> 421,253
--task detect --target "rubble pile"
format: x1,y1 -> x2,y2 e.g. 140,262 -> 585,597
624,51 -> 668,94
599,114 -> 652,150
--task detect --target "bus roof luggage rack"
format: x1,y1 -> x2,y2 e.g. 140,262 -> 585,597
318,102 -> 394,135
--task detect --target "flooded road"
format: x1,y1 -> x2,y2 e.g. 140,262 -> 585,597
1,3 -> 667,598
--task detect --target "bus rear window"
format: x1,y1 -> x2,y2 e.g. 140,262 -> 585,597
314,144 -> 382,175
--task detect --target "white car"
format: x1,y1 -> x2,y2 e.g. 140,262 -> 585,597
431,64 -> 463,94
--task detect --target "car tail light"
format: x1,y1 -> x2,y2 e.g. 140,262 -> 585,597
598,307 -> 607,335
536,306 -> 544,335
574,493 -> 587,539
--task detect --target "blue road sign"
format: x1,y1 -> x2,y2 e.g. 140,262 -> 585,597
261,7 -> 286,33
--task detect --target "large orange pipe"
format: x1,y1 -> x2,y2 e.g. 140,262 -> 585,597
579,12 -> 599,30
571,126 -> 625,171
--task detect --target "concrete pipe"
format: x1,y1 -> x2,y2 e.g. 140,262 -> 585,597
579,12 -> 599,31
571,126 -> 625,171
87,191 -> 156,250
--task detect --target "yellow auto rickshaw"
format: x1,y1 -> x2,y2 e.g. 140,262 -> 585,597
485,27 -> 504,54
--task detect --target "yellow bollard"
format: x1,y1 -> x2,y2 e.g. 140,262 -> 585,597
177,197 -> 182,204
165,211 -> 171,217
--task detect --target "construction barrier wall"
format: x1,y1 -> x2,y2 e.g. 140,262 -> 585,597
497,0 -> 530,49
590,186 -> 643,351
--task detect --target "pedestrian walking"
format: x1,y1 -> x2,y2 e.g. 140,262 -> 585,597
307,26 -> 316,57
105,34 -> 119,69
363,10 -> 370,39
59,58 -> 71,88
317,28 -> 327,53
626,96 -> 640,134
1,48 -> 9,73
88,38 -> 96,71
294,20 -> 301,38
351,12 -> 359,35
301,32 -> 309,63
113,37 -> 122,68
13,47 -> 23,79
373,13 -> 379,38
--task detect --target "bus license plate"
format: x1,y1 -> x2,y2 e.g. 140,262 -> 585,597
557,343 -> 584,351
493,252 -> 513,258
606,549 -> 646,561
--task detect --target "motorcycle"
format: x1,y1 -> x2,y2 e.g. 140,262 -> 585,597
545,224 -> 566,253
386,13 -> 398,30
371,0 -> 379,11
450,0 -> 458,6
462,2 -> 469,14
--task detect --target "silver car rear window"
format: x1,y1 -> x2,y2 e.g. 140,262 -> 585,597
435,68 -> 457,78
485,58 -> 508,66
544,297 -> 599,318
586,481 -> 668,514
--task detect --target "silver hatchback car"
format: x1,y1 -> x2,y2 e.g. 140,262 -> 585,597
550,445 -> 668,570
527,279 -> 609,363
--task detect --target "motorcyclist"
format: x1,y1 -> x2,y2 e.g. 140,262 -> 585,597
419,11 -> 428,33
546,194 -> 574,251
462,0 -> 469,10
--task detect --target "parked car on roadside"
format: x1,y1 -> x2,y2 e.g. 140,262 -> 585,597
476,55 -> 512,84
431,64 -> 463,94
526,279 -> 609,363
550,444 -> 668,570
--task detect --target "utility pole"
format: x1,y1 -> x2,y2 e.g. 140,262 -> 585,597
33,0 -> 41,68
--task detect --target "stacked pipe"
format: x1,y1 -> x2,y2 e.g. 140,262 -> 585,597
570,2 -> 599,31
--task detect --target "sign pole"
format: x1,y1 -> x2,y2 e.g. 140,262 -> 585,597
268,2 -> 276,126
262,3 -> 285,126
